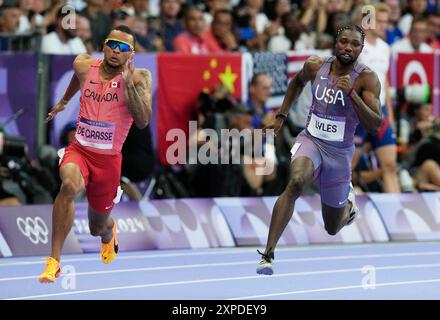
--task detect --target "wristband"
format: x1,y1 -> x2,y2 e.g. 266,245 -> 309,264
275,113 -> 288,121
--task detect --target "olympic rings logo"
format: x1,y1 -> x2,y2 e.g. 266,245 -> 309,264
16,216 -> 49,245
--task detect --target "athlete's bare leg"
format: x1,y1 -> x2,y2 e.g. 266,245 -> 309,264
375,144 -> 401,193
88,206 -> 115,244
51,163 -> 85,261
321,202 -> 352,236
263,157 -> 314,255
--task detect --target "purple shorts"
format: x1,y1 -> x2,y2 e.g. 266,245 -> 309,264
291,130 -> 355,208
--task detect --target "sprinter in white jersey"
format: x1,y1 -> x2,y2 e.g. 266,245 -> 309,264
352,2 -> 401,193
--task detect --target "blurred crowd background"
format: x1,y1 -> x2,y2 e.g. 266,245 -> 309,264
0,0 -> 440,207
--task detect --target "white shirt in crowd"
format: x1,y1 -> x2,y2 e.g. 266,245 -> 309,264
398,13 -> 413,36
391,37 -> 433,55
358,37 -> 390,106
268,29 -> 316,53
41,31 -> 87,55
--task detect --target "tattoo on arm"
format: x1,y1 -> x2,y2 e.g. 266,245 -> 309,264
125,70 -> 152,128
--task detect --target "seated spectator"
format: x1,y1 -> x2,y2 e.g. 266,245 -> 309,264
80,0 -> 112,51
268,10 -> 304,52
203,0 -> 229,27
264,0 -> 291,38
157,0 -> 184,52
0,166 -> 21,206
17,0 -> 44,34
402,120 -> 440,191
391,17 -> 433,54
173,6 -> 219,54
76,15 -> 94,53
398,0 -> 428,36
132,0 -> 150,20
246,73 -> 274,129
384,0 -> 404,45
427,12 -> 440,50
41,8 -> 87,54
0,4 -> 21,34
204,9 -> 239,52
242,0 -> 269,35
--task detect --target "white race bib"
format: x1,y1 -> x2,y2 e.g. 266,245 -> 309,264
75,117 -> 115,150
307,113 -> 346,142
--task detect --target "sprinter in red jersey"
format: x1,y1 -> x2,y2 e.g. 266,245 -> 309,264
39,25 -> 152,283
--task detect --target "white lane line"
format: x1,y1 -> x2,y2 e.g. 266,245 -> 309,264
6,263 -> 440,300
228,278 -> 440,300
0,241 -> 437,267
2,251 -> 440,282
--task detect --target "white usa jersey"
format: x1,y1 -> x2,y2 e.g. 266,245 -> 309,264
358,38 -> 390,106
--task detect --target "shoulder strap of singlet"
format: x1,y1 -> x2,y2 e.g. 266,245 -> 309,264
349,62 -> 367,81
316,56 -> 335,79
90,58 -> 102,68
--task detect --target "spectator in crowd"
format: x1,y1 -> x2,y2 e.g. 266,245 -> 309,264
399,103 -> 436,160
203,0 -> 230,26
80,0 -> 112,51
299,0 -> 327,38
39,0 -> 64,34
158,0 -> 184,51
246,72 -> 274,129
391,17 -> 433,53
264,0 -> 292,38
398,0 -> 428,35
242,0 -> 269,35
233,2 -> 266,51
268,10 -> 303,52
205,9 -> 239,52
76,15 -> 94,53
0,4 -> 21,33
17,0 -> 43,33
0,165 -> 21,206
131,0 -> 150,20
384,0 -> 404,45
410,119 -> 440,191
41,8 -> 87,54
173,6 -> 219,53
427,12 -> 440,50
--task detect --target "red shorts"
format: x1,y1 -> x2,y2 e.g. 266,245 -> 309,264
59,142 -> 122,213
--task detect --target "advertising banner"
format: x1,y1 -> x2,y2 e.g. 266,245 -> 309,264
139,198 -> 235,249
369,192 -> 440,240
0,205 -> 81,257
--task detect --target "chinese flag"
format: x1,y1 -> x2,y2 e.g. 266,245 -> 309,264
157,53 -> 244,165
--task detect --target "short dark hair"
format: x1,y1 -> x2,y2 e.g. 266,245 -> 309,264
336,24 -> 365,45
411,15 -> 429,29
109,25 -> 136,48
184,5 -> 203,20
250,72 -> 269,86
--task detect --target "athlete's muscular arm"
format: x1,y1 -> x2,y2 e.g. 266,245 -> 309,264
337,69 -> 383,135
278,56 -> 321,116
46,54 -> 92,123
123,59 -> 152,129
265,56 -> 321,134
